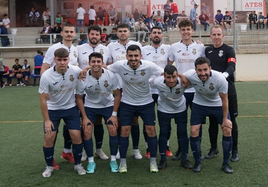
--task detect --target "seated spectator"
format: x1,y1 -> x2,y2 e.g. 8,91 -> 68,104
223,11 -> 233,31
106,27 -> 118,43
2,65 -> 10,87
133,8 -> 140,21
125,13 -> 135,31
101,28 -> 108,44
20,59 -> 30,86
248,11 -> 257,30
154,10 -> 166,31
52,23 -> 62,42
33,50 -> 43,86
199,11 -> 210,31
214,10 -> 224,25
41,21 -> 52,43
257,12 -> 265,29
135,18 -> 149,43
55,12 -> 63,27
96,7 -> 106,26
8,58 -> 22,86
42,8 -> 51,26
108,7 -> 118,26
78,27 -> 87,45
3,14 -> 10,29
164,11 -> 172,30
178,10 -> 188,24
0,21 -> 10,47
0,55 -> 4,88
29,7 -> 40,26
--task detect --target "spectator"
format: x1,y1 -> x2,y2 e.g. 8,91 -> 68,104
29,7 -> 40,26
101,28 -> 108,44
248,11 -> 257,30
214,10 -> 224,26
88,5 -> 96,26
201,3 -> 210,17
2,65 -> 10,87
170,0 -> 179,29
125,13 -> 135,31
0,54 -> 4,88
42,7 -> 51,26
164,11 -> 172,30
55,12 -> 63,27
223,11 -> 233,31
76,3 -> 86,32
78,27 -> 87,45
20,59 -> 30,86
154,11 -> 165,31
257,12 -> 265,29
135,18 -> 149,43
33,50 -> 43,86
199,11 -> 210,31
2,14 -> 10,29
178,10 -> 188,24
96,7 -> 106,26
40,21 -> 52,43
164,0 -> 171,13
0,22 -> 10,47
52,23 -> 62,42
108,7 -> 118,26
190,4 -> 198,31
133,9 -> 140,21
8,58 -> 22,86
106,27 -> 118,43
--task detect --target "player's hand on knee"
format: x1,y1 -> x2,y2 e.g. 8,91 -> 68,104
82,118 -> 93,129
107,116 -> 118,129
44,120 -> 54,134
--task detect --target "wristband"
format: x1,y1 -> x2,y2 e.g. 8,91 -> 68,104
112,111 -> 117,116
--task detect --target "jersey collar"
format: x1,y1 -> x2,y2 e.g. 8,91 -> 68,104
88,69 -> 104,75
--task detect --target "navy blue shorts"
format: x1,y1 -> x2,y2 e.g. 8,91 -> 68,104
184,92 -> 194,109
191,103 -> 223,126
85,106 -> 113,125
45,106 -> 81,132
22,72 -> 29,77
119,102 -> 155,126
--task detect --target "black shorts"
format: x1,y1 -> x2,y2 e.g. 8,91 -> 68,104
34,68 -> 41,75
228,94 -> 238,118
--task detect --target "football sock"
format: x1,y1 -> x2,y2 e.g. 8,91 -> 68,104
147,136 -> 157,158
94,124 -> 104,149
222,136 -> 233,165
72,143 -> 83,165
83,138 -> 93,158
190,136 -> 201,164
109,135 -> 118,156
131,124 -> 140,149
119,136 -> 129,159
43,146 -> 54,167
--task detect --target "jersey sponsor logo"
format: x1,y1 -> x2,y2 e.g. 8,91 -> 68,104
53,82 -> 58,85
160,48 -> 165,55
192,48 -> 197,55
69,75 -> 74,82
104,80 -> 109,87
182,53 -> 190,56
228,57 -> 236,63
209,83 -> 214,90
100,49 -> 104,55
218,50 -> 224,57
141,70 -> 146,76
208,50 -> 213,53
87,85 -> 93,89
146,53 -> 151,56
73,51 -> 77,58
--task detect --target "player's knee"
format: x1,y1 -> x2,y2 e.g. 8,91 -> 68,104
145,126 -> 156,137
108,127 -> 117,136
190,126 -> 200,137
121,126 -> 131,137
70,131 -> 82,144
222,126 -> 232,136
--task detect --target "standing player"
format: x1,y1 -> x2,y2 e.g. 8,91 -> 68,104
183,57 -> 233,174
141,26 -> 172,158
77,25 -> 112,160
150,65 -> 192,170
205,25 -> 239,162
107,45 -> 163,173
40,22 -> 78,168
168,19 -> 205,160
107,23 -> 143,160
76,52 -> 121,173
39,48 -> 85,177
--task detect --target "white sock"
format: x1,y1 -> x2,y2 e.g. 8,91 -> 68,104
64,148 -> 71,153
88,157 -> 94,162
111,155 -> 116,161
167,140 -> 170,146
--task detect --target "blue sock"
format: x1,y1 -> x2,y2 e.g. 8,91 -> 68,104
159,126 -> 168,161
72,143 -> 83,165
119,136 -> 129,158
109,135 -> 118,156
84,138 -> 93,158
180,137 -> 189,160
94,124 -> 104,149
131,124 -> 140,149
190,136 -> 201,164
24,80 -> 27,85
43,146 -> 54,167
63,125 -> 72,149
147,136 -> 157,158
222,136 -> 233,165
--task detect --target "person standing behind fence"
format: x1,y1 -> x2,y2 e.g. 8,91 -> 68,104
170,0 -> 179,29
190,4 -> 198,31
29,7 -> 40,26
0,22 -> 10,47
55,13 -> 63,27
88,5 -> 96,26
76,4 -> 86,32
42,8 -> 51,26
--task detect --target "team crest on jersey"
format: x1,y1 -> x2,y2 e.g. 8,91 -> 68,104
175,88 -> 180,94
218,50 -> 223,57
160,48 -> 165,55
69,75 -> 74,82
73,51 -> 77,58
192,48 -> 197,55
141,70 -> 146,76
104,80 -> 109,87
100,49 -> 104,55
209,83 -> 214,90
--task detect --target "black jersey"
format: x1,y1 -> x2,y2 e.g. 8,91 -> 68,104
205,44 -> 237,95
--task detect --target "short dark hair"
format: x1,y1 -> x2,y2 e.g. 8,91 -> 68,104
112,27 -> 117,31
54,48 -> 69,58
195,57 -> 211,67
62,22 -> 75,30
15,58 -> 19,61
103,28 -> 107,31
179,19 -> 193,29
89,52 -> 103,62
3,14 -> 7,17
126,45 -> 141,54
217,10 -> 221,12
88,25 -> 102,34
117,23 -> 129,30
164,65 -> 177,75
24,59 -> 28,62
37,50 -> 42,54
151,26 -> 163,32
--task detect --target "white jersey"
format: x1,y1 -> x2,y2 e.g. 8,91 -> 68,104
76,7 -> 86,20
43,42 -> 78,67
76,68 -> 120,108
169,41 -> 205,93
142,44 -> 171,94
77,43 -> 112,69
184,69 -> 228,107
39,65 -> 82,110
107,40 -> 142,62
88,9 -> 96,20
150,76 -> 186,113
108,59 -> 163,105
